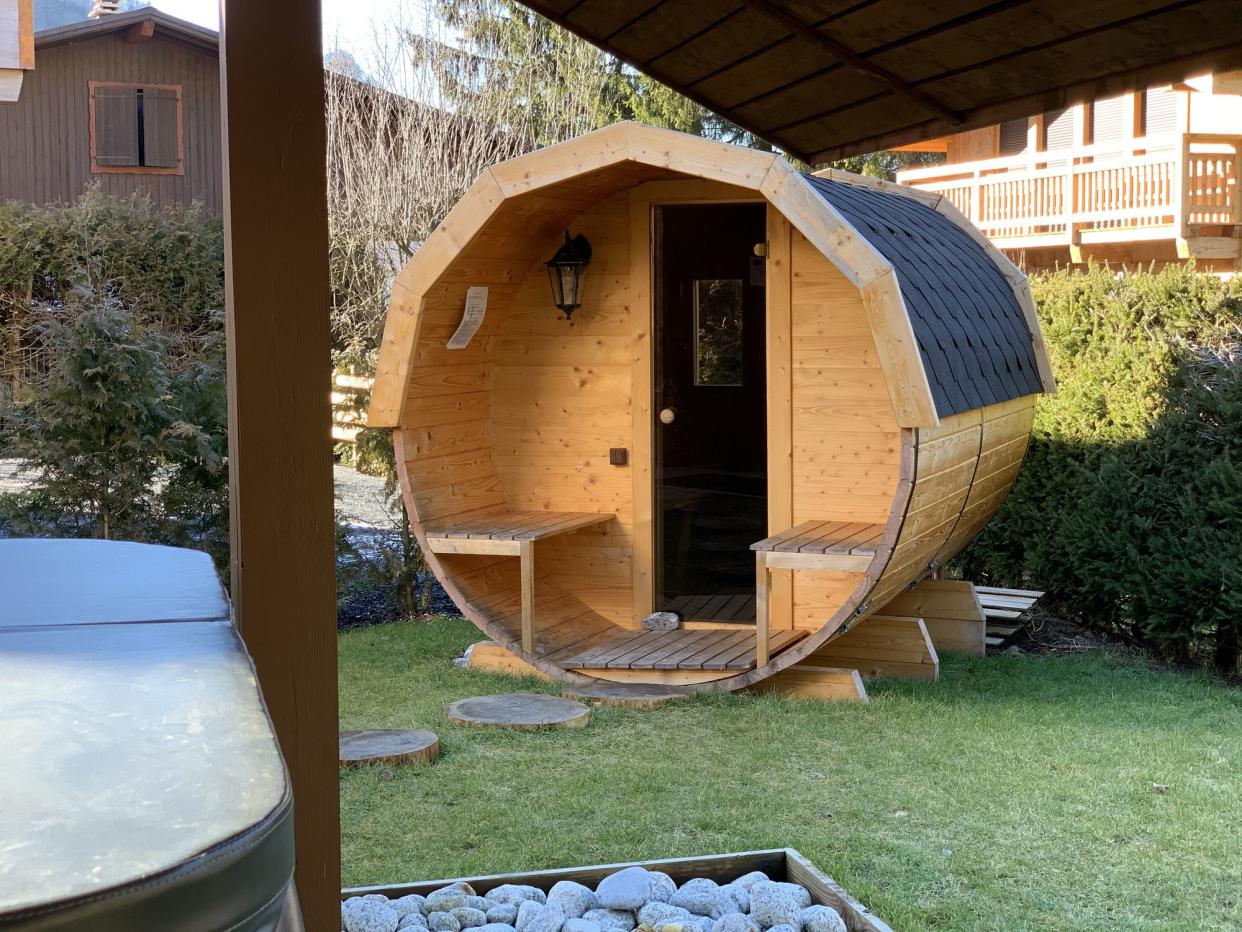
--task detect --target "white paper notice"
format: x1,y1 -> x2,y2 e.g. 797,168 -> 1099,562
447,286 -> 488,349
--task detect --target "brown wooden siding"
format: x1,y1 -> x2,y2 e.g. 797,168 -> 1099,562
0,33 -> 220,210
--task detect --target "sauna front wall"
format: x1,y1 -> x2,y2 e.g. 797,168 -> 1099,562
394,177 -> 905,644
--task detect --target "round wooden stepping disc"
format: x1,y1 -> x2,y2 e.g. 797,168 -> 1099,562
562,681 -> 693,709
446,693 -> 591,730
339,729 -> 440,767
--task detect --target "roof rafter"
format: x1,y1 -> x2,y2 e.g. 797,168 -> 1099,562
736,0 -> 964,126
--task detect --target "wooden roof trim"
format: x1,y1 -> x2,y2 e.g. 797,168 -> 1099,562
737,0 -> 963,127
34,8 -> 218,53
369,170 -> 506,426
932,197 -> 1056,395
760,161 -> 937,427
369,123 -> 941,428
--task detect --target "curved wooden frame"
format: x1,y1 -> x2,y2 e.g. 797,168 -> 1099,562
370,122 -> 952,431
372,123 -> 1048,691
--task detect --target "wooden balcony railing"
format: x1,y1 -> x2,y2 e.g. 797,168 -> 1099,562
896,133 -> 1242,249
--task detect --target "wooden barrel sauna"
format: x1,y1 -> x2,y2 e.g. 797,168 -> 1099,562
369,123 -> 1054,692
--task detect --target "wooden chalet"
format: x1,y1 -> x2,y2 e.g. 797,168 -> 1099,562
897,73 -> 1242,272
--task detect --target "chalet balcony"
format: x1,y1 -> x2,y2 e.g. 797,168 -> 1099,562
896,133 -> 1242,264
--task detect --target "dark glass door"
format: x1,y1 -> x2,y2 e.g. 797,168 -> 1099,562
654,203 -> 767,622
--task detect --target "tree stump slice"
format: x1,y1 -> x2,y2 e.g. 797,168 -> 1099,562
446,694 -> 591,730
339,729 -> 440,767
562,681 -> 693,709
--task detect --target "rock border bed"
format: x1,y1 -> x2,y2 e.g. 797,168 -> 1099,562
342,849 -> 890,932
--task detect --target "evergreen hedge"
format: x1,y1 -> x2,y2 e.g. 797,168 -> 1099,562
955,263 -> 1242,676
0,191 -> 229,570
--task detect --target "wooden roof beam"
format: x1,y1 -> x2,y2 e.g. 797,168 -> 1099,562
737,0 -> 964,127
805,37 -> 1242,160
123,18 -> 156,43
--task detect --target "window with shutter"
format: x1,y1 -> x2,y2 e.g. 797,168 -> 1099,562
1143,86 -> 1179,136
89,82 -> 183,174
142,87 -> 181,169
999,118 -> 1027,155
1043,108 -> 1076,151
91,85 -> 139,166
1091,95 -> 1126,145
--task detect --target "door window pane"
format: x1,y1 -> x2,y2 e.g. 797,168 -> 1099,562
693,278 -> 743,386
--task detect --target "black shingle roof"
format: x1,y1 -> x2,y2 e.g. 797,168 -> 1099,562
803,174 -> 1044,419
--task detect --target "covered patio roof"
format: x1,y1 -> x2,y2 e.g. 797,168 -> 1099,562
522,0 -> 1242,161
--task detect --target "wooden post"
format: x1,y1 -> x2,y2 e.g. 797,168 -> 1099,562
764,207 -> 793,632
219,1 -> 340,928
520,539 -> 535,654
755,552 -> 770,667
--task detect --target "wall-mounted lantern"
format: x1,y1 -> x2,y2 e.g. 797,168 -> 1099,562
545,232 -> 592,319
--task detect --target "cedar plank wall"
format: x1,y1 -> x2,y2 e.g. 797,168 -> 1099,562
864,395 -> 1036,614
788,232 -> 902,629
0,33 -> 221,210
492,191 -> 634,627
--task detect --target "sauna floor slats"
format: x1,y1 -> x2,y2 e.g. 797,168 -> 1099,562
565,627 -> 807,671
662,594 -> 756,623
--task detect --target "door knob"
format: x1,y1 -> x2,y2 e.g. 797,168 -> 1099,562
659,407 -> 676,424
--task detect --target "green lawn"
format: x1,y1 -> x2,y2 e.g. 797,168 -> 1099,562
339,617 -> 1242,931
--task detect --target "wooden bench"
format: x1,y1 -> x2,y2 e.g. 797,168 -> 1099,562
750,520 -> 884,665
424,511 -> 614,654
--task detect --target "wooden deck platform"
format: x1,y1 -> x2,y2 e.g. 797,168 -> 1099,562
563,627 -> 807,672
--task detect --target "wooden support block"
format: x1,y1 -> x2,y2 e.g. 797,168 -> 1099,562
466,640 -> 552,681
808,615 -> 939,680
750,665 -> 869,702
877,579 -> 986,656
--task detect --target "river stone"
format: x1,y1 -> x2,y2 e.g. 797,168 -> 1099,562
400,915 -> 430,931
799,907 -> 845,932
521,904 -> 567,932
637,903 -> 691,926
749,883 -> 811,930
642,611 -> 681,631
466,897 -> 492,912
487,905 -> 520,925
428,893 -> 473,913
390,895 -> 427,919
731,873 -> 769,892
765,925 -> 797,932
564,920 -> 603,932
655,919 -> 713,932
452,908 -> 488,929
719,885 -> 749,916
488,886 -> 548,907
671,879 -> 720,917
516,901 -> 543,930
429,913 -> 462,932
712,916 -> 758,932
477,925 -> 518,932
597,867 -> 652,910
344,898 -> 400,932
548,881 -> 598,919
583,909 -> 635,931
647,873 -> 677,905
